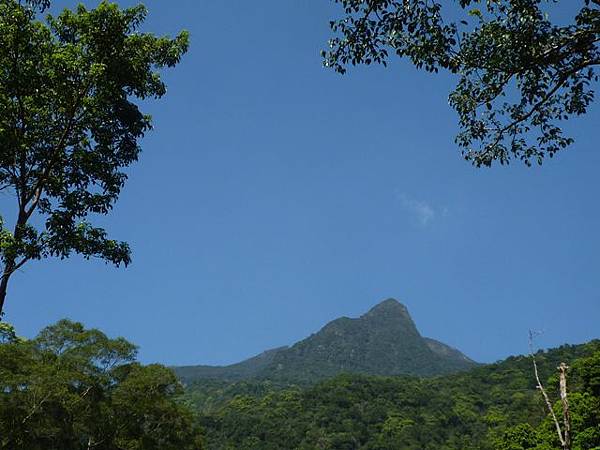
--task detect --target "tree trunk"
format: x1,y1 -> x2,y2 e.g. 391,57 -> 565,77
0,209 -> 28,320
559,363 -> 572,450
0,260 -> 15,320
530,331 -> 570,449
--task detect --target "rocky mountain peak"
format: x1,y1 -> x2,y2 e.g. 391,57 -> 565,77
364,298 -> 410,317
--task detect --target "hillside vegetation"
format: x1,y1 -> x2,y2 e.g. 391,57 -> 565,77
175,299 -> 477,384
186,340 -> 600,450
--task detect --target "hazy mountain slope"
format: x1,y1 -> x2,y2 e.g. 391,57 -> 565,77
175,346 -> 287,383
424,337 -> 477,371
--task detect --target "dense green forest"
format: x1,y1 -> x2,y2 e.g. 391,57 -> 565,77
187,341 -> 600,450
2,320 -> 599,449
0,321 -> 203,450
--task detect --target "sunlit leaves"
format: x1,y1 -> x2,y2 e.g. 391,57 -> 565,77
324,0 -> 600,166
0,0 -> 189,306
0,320 -> 203,450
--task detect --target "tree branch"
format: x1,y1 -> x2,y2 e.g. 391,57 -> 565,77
24,77 -> 93,211
489,58 -> 600,150
21,393 -> 51,424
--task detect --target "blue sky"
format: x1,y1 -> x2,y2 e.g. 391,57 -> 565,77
4,0 -> 600,366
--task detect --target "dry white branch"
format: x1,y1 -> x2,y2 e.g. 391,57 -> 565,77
529,330 -> 567,449
559,363 -> 572,450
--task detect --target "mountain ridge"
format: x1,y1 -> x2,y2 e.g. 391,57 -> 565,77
175,298 -> 478,384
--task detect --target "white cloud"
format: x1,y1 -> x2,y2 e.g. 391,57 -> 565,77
396,192 -> 437,226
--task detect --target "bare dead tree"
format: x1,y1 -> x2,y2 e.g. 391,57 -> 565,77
529,330 -> 572,450
558,363 -> 572,449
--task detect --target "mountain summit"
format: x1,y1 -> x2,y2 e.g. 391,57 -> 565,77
175,299 -> 477,383
365,297 -> 411,315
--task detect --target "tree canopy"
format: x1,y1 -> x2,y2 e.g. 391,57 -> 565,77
187,341 -> 600,450
323,0 -> 600,167
0,319 -> 203,450
0,0 -> 188,316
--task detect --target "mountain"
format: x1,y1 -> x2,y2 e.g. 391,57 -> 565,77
175,298 -> 477,383
174,347 -> 286,383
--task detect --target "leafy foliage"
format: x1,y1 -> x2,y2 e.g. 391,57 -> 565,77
0,321 -> 23,343
497,350 -> 600,450
191,341 -> 600,449
3,319 -> 598,450
323,0 -> 600,167
0,319 -> 203,450
0,0 -> 188,315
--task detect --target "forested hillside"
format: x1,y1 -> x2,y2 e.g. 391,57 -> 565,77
187,340 -> 600,450
175,299 -> 477,384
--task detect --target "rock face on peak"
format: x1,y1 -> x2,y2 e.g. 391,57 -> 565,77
365,298 -> 410,315
175,299 -> 477,384
361,298 -> 419,334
